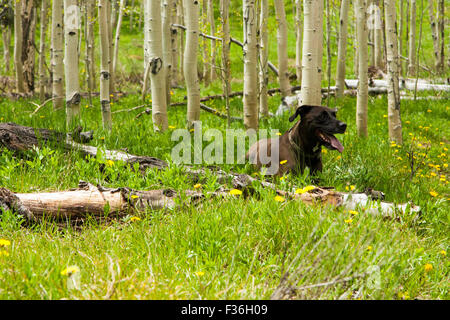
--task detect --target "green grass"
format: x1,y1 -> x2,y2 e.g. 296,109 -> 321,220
0,1 -> 449,300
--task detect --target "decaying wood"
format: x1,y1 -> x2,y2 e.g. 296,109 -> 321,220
345,78 -> 450,91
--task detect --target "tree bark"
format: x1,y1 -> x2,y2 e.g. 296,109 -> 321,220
243,0 -> 258,130
64,0 -> 81,130
112,0 -> 125,77
148,0 -> 168,132
21,0 -> 36,93
355,0 -> 368,137
201,0 -> 210,85
384,0 -> 402,143
373,0 -> 383,68
51,0 -> 64,109
171,0 -> 179,87
295,0 -> 302,84
207,0 -> 216,82
428,0 -> 440,71
38,0 -> 48,103
274,0 -> 291,99
300,0 -> 324,106
399,0 -> 405,77
259,0 -> 269,117
84,0 -> 95,104
437,0 -> 444,73
336,0 -> 350,98
1,26 -> 11,73
99,0 -> 112,131
408,0 -> 416,76
220,0 -> 232,127
14,0 -> 24,93
184,0 -> 201,128
162,0 -> 173,106
107,1 -> 114,95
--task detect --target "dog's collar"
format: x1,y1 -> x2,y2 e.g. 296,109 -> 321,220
288,121 -> 321,157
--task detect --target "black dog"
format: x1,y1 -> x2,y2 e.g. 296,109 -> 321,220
246,105 -> 347,176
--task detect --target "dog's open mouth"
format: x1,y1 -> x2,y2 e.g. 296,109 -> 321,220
316,129 -> 344,153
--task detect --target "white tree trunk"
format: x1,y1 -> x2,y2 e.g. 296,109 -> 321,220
184,0 -> 200,127
274,0 -> 291,98
220,0 -> 232,126
207,0 -> 216,81
38,0 -> 48,103
355,0 -> 368,137
300,0 -> 324,106
149,0 -> 168,131
399,0 -> 405,77
99,0 -> 112,131
107,1 -> 114,94
408,0 -> 416,76
336,0 -> 349,98
428,0 -> 441,71
373,0 -> 383,68
201,0 -> 210,85
85,1 -> 96,96
64,0 -> 81,129
112,0 -> 125,76
259,0 -> 269,116
171,0 -> 179,86
14,0 -> 25,93
51,0 -> 64,109
177,1 -> 185,82
243,0 -> 258,129
384,0 -> 402,143
437,0 -> 444,73
162,0 -> 173,106
295,0 -> 302,84
1,27 -> 11,73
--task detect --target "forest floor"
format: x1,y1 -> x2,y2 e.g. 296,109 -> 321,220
0,89 -> 448,299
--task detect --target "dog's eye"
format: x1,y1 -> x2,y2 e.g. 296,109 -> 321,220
320,111 -> 329,120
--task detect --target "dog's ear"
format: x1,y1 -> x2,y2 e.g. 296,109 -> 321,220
289,105 -> 314,122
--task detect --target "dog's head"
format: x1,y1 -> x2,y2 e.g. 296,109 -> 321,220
289,105 -> 347,153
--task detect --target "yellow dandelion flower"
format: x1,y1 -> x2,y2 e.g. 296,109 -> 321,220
396,157 -> 403,161
424,263 -> 433,272
130,216 -> 141,222
430,172 -> 437,177
427,109 -> 432,113
189,128 -> 195,132
61,266 -> 80,276
276,132 -> 282,136
0,239 -> 11,247
322,148 -> 328,154
367,246 -> 373,252
439,250 -> 446,257
383,114 -> 388,118
131,195 -> 139,199
280,160 -> 288,165
168,125 -> 176,129
40,116 -> 45,119
106,160 -> 114,167
429,191 -> 438,197
336,155 -> 342,160
195,271 -> 205,276
405,121 -> 411,124
344,218 -> 353,224
194,184 -> 202,189
85,105 -> 89,108
444,164 -> 448,168
348,210 -> 359,216
350,185 -> 355,191
0,250 -> 9,257
274,195 -> 285,202
100,137 -> 105,140
229,189 -> 242,196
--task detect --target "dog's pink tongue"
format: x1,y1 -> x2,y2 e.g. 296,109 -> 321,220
329,135 -> 344,153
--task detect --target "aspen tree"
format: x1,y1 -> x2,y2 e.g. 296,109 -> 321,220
1,25 -> 11,73
85,0 -> 96,99
38,0 -> 48,103
295,0 -> 302,83
259,0 -> 269,117
207,0 -> 216,81
184,0 -> 200,128
51,0 -> 64,109
112,0 -> 125,77
177,1 -> 184,81
336,0 -> 350,98
373,0 -> 383,68
355,0 -> 368,137
99,0 -> 112,131
21,0 -> 36,93
437,0 -> 444,72
428,0 -> 440,71
408,0 -> 416,76
107,1 -> 114,95
201,0 -> 209,84
243,0 -> 258,129
14,0 -> 24,93
274,0 -> 291,99
300,0 -> 324,106
399,0 -> 405,77
384,0 -> 402,143
64,0 -> 81,129
220,0 -> 232,127
149,0 -> 168,131
171,0 -> 179,87
162,0 -> 173,106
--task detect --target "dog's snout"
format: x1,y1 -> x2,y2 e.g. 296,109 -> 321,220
338,121 -> 347,132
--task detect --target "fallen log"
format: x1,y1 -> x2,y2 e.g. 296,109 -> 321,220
0,181 -> 420,223
344,79 -> 450,91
